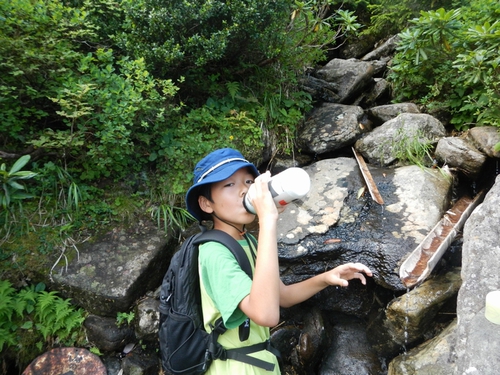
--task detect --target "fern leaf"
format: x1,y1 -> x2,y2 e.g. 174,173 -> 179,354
35,291 -> 58,323
18,287 -> 38,304
10,298 -> 27,319
0,280 -> 15,296
0,328 -> 17,352
37,323 -> 51,340
54,299 -> 72,324
0,295 -> 14,321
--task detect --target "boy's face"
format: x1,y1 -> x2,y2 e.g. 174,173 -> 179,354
199,167 -> 256,226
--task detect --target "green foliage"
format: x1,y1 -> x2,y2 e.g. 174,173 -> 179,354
2,0 -> 358,207
0,155 -> 37,236
362,0 -> 455,39
116,0 -> 359,115
0,280 -> 86,363
33,162 -> 83,213
0,0 -> 95,145
116,311 -> 135,326
149,204 -> 194,233
117,0 -> 291,79
388,0 -> 500,131
28,49 -> 180,181
0,155 -> 37,211
390,129 -> 435,168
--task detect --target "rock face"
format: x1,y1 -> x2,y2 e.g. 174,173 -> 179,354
388,175 -> 500,375
435,137 -> 486,179
50,220 -> 171,316
277,158 -> 453,294
455,175 -> 500,375
387,319 -> 458,375
298,104 -> 369,154
367,269 -> 461,358
315,58 -> 375,103
354,113 -> 447,166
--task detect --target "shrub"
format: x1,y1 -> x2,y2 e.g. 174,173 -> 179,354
0,0 -> 94,146
28,49 -> 180,181
388,0 -> 500,131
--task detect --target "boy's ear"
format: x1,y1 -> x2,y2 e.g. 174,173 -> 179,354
198,195 -> 214,214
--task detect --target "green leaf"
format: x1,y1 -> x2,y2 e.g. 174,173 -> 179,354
9,155 -> 31,175
21,321 -> 33,329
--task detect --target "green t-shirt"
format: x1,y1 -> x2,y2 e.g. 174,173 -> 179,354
199,239 -> 281,375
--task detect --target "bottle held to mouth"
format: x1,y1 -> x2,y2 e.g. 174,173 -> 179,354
243,167 -> 311,214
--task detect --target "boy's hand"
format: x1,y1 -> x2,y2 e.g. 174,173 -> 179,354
324,263 -> 373,287
252,171 -> 279,219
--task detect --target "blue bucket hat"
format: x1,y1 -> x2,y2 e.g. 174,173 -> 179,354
186,148 -> 259,222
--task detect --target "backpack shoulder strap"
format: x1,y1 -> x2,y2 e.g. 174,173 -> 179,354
194,229 -> 253,279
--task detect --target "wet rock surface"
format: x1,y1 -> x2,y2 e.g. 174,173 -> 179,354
367,269 -> 461,359
319,315 -> 383,375
84,315 -> 135,352
276,159 -> 453,293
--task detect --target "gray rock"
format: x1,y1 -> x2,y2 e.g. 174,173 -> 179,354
319,316 -> 382,375
388,319 -> 457,375
298,75 -> 341,103
361,35 -> 400,61
455,175 -> 500,374
84,315 -> 135,352
278,158 -> 453,296
355,113 -> 446,166
353,77 -> 391,108
121,349 -> 160,375
455,307 -> 500,375
135,297 -> 160,340
367,269 -> 461,358
366,103 -> 420,126
315,59 -> 375,103
51,220 -> 171,316
435,137 -> 486,179
289,307 -> 326,373
298,103 -> 368,154
467,126 -> 500,159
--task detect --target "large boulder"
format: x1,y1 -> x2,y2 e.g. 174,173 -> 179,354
298,103 -> 368,155
314,58 -> 375,103
455,175 -> 500,374
355,113 -> 446,166
276,157 -> 453,304
50,220 -> 171,316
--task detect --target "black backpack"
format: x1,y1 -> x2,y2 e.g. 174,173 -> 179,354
158,229 -> 279,375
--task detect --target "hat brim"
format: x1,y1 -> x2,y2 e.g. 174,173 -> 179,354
186,161 -> 259,222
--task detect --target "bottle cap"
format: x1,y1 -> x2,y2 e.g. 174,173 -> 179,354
485,290 -> 500,325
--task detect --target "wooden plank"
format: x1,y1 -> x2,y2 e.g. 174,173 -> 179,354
352,147 -> 384,205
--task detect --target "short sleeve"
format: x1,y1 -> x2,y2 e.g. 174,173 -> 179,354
199,241 -> 253,328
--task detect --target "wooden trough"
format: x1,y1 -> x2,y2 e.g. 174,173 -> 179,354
399,190 -> 486,288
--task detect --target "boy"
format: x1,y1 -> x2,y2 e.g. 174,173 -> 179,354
185,148 -> 372,374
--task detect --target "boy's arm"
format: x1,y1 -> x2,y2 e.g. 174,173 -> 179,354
279,262 -> 373,308
238,172 -> 282,327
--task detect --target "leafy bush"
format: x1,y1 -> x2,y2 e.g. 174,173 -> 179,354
362,0 -> 455,39
0,0 -> 94,145
388,0 -> 500,131
117,0 -> 291,81
0,156 -> 37,211
29,49 -> 180,181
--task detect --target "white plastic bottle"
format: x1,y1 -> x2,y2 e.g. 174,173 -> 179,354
243,167 -> 311,214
